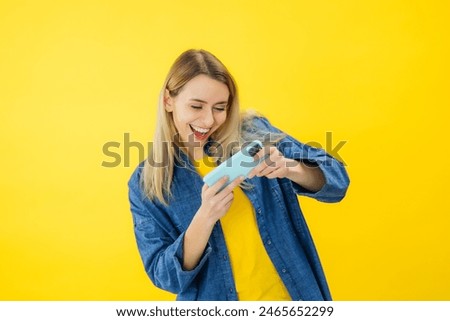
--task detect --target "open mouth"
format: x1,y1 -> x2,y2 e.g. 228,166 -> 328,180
190,125 -> 211,140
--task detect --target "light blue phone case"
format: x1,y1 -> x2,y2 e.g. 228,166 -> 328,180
203,140 -> 264,190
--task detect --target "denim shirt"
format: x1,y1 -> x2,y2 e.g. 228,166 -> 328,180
128,117 -> 350,301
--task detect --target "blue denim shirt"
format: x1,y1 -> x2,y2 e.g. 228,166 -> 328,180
128,117 -> 350,301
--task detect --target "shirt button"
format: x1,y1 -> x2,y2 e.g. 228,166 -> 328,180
256,209 -> 262,214
282,268 -> 287,273
267,240 -> 272,245
229,288 -> 233,293
223,255 -> 227,261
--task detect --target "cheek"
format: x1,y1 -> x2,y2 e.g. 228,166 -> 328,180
173,108 -> 192,127
216,112 -> 228,127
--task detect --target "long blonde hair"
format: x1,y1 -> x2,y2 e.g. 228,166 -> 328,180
142,49 -> 242,205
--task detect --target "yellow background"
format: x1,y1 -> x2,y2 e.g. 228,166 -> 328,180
1,0 -> 449,300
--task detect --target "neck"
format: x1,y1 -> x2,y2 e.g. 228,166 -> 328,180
191,147 -> 205,161
177,145 -> 204,162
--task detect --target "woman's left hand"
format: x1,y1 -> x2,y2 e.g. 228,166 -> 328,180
248,145 -> 326,192
247,146 -> 298,179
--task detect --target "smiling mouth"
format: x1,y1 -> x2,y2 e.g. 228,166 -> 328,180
190,125 -> 211,140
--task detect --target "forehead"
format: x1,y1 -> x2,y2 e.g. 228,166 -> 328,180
178,74 -> 229,102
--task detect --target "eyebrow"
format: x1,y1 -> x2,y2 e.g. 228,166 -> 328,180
190,98 -> 228,105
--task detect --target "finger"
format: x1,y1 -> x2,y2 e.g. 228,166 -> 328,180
253,148 -> 266,161
228,175 -> 244,190
265,145 -> 278,154
248,160 -> 268,179
259,158 -> 283,176
222,191 -> 234,205
224,176 -> 244,194
256,157 -> 278,177
204,176 -> 229,197
250,147 -> 283,179
214,191 -> 234,216
249,146 -> 273,178
254,148 -> 273,166
257,154 -> 287,177
216,176 -> 244,199
259,166 -> 274,177
265,166 -> 286,179
222,193 -> 235,209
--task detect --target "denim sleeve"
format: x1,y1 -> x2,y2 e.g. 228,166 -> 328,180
128,172 -> 212,294
254,117 -> 350,203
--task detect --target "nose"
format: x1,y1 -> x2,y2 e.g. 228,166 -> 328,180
201,108 -> 215,127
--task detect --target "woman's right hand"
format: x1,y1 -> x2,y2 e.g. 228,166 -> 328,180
183,175 -> 243,270
198,175 -> 244,225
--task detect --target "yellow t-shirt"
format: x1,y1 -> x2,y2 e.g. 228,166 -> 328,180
197,156 -> 291,300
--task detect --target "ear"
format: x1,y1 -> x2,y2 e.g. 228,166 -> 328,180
164,89 -> 174,112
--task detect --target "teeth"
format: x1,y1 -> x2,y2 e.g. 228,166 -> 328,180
191,125 -> 210,134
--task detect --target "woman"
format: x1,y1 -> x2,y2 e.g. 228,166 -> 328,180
128,49 -> 349,301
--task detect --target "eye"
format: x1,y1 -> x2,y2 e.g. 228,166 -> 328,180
214,106 -> 227,112
191,105 -> 202,109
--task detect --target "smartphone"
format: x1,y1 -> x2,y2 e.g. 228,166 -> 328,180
203,140 -> 265,190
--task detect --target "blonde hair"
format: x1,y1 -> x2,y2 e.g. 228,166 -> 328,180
142,49 -> 241,205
